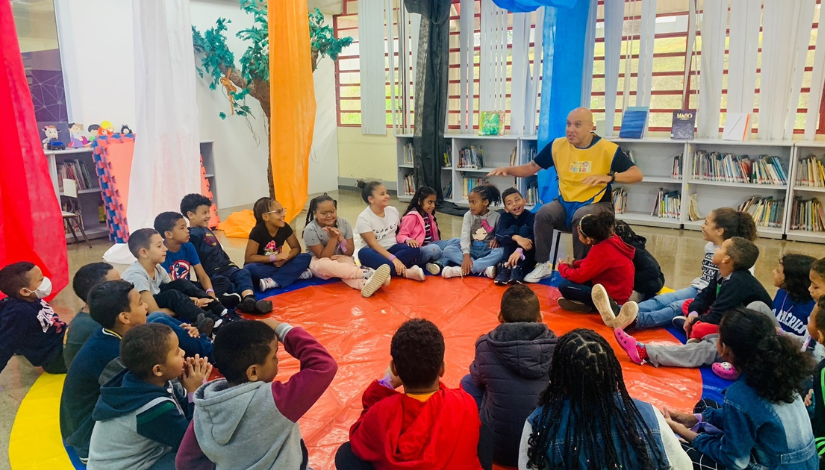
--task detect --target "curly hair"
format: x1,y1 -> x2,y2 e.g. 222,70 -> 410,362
779,253 -> 815,304
390,319 -> 445,389
814,297 -> 825,339
719,308 -> 814,404
527,329 -> 665,469
711,207 -> 757,241
469,184 -> 501,206
153,211 -> 185,237
578,212 -> 615,243
725,236 -> 759,271
180,193 -> 212,218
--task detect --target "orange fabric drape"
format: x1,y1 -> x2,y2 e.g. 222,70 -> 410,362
269,0 -> 316,222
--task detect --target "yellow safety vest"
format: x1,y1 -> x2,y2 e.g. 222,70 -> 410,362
551,135 -> 619,203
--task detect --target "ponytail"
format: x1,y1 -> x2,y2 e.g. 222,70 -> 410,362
712,207 -> 757,241
303,193 -> 337,237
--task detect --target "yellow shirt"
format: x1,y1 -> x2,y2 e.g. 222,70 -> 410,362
550,136 -> 620,203
406,391 -> 437,402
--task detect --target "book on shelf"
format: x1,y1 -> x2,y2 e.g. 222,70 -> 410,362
671,110 -> 696,140
403,143 -> 414,165
462,177 -> 489,200
479,111 -> 504,136
458,146 -> 485,169
612,187 -> 627,214
403,174 -> 415,196
618,106 -> 649,139
57,159 -> 96,192
672,154 -> 682,179
443,182 -> 453,199
509,147 -> 517,166
688,193 -> 702,221
690,151 -> 787,185
443,144 -> 452,167
796,155 -> 825,187
790,197 -> 825,232
525,180 -> 539,206
650,188 -> 681,219
738,196 -> 784,228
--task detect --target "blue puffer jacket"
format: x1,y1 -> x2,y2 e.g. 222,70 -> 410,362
468,321 -> 556,467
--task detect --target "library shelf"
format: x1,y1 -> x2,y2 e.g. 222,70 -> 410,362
615,212 -> 681,228
639,176 -> 682,184
686,179 -> 788,190
792,186 -> 825,194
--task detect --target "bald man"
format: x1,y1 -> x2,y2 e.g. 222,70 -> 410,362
488,108 -> 643,283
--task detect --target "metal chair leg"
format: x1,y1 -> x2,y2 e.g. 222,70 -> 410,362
550,229 -> 562,271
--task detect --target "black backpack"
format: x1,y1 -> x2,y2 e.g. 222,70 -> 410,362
614,221 -> 665,298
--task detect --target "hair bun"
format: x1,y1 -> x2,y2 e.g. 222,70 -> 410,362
356,180 -> 366,189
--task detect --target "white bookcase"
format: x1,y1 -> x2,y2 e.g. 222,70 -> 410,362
395,134 -> 537,208
45,147 -> 109,241
786,141 -> 825,243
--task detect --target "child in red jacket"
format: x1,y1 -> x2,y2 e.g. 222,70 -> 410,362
336,318 -> 490,470
557,212 -> 636,320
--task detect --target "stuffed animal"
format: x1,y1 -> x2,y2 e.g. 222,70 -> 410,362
120,124 -> 133,135
42,126 -> 65,150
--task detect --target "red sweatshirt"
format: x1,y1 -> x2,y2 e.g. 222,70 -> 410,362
349,381 -> 483,470
558,234 -> 636,303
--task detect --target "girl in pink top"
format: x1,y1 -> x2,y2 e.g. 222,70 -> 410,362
397,187 -> 459,275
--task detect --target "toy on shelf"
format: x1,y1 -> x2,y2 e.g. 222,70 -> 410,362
42,125 -> 66,150
120,124 -> 133,135
99,120 -> 115,137
68,123 -> 90,148
88,124 -> 101,139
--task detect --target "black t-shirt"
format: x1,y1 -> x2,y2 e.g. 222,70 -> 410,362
533,135 -> 635,202
189,226 -> 235,274
249,223 -> 293,256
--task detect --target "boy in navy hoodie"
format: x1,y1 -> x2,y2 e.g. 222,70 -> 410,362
494,188 -> 536,285
460,285 -> 556,467
87,323 -> 211,470
0,262 -> 66,375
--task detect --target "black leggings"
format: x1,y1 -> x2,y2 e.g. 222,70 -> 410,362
682,399 -> 726,470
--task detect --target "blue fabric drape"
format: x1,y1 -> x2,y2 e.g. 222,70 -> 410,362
536,0 -> 592,206
492,0 -> 576,13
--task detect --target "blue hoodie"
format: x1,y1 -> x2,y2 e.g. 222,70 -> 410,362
86,369 -> 192,470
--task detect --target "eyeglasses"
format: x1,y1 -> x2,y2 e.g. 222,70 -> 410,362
265,209 -> 286,216
318,210 -> 337,217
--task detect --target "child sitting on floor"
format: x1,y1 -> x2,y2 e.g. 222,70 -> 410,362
355,180 -> 426,281
154,211 -> 237,308
0,262 -> 66,375
397,186 -> 456,275
244,197 -> 313,292
181,193 -> 272,314
87,323 -> 212,470
303,193 -> 390,298
614,220 -> 665,301
337,318 -> 489,469
520,329 -> 690,470
176,319 -> 337,469
556,212 -> 635,315
442,184 -> 503,279
494,188 -> 536,285
460,285 -> 556,467
773,253 -> 817,337
64,262 -> 120,369
663,308 -> 817,469
630,208 -> 757,330
807,298 -> 825,464
121,228 -> 224,335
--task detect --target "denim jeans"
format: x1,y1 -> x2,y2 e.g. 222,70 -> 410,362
147,312 -> 214,362
635,286 -> 699,329
558,279 -> 595,309
442,241 -> 504,275
418,239 -> 459,263
358,243 -> 424,276
245,253 -> 313,289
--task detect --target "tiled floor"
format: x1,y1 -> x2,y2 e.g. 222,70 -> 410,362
2,189 -> 825,469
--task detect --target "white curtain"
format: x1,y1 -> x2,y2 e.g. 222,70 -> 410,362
635,0 -> 656,108
602,0 -> 623,136
806,6 -> 825,138
696,0 -> 726,139
726,0 -> 760,117
511,13 -> 531,136
480,0 -> 509,113
459,0 -> 475,132
358,0 -> 387,135
580,0 -> 598,107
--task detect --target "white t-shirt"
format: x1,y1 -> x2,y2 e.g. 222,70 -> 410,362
355,206 -> 400,251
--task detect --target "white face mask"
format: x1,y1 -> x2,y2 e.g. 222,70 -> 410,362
26,277 -> 52,299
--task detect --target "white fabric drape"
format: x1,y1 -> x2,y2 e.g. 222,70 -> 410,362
635,0 -> 656,109
783,0 -> 816,139
806,6 -> 825,138
696,0 -> 726,139
358,0 -> 386,135
480,0 -> 509,113
129,0 -> 200,233
511,13 -> 531,136
580,0 -> 598,107
459,0 -> 475,132
603,0 -> 623,136
385,0 -> 398,132
726,0 -> 760,117
681,0 -> 698,109
525,9 -> 543,135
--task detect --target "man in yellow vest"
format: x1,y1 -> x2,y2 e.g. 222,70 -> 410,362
488,107 -> 643,283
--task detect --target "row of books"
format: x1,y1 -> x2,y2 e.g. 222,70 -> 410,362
790,197 -> 825,232
672,154 -> 682,179
796,155 -> 825,188
738,196 -> 784,228
443,145 -> 452,167
458,146 -> 485,169
57,159 -> 97,192
462,177 -> 489,200
690,151 -> 788,185
525,181 -> 539,206
443,182 -> 453,199
509,147 -> 518,166
687,194 -> 702,221
404,143 -> 453,167
402,143 -> 414,165
612,188 -> 627,214
401,174 -> 415,196
651,189 -> 681,219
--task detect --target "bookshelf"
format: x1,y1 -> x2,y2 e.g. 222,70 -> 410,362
395,134 -> 537,208
786,141 -> 825,243
46,147 -> 109,241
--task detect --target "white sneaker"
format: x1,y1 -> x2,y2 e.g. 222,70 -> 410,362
404,265 -> 426,282
425,263 -> 442,275
362,265 -> 390,297
441,266 -> 463,279
483,265 -> 496,279
259,277 -> 278,291
299,269 -> 313,280
524,262 -> 554,283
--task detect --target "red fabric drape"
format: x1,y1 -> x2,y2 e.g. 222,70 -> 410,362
0,0 -> 68,299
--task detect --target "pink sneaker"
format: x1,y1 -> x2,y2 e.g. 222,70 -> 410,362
712,362 -> 739,381
614,328 -> 643,365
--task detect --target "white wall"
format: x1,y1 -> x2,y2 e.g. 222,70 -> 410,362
308,41 -> 340,195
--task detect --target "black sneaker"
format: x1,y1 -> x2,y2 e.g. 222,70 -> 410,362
494,264 -> 511,285
239,295 -> 258,314
255,299 -> 273,315
219,292 -> 242,309
206,299 -> 228,318
196,313 -> 215,337
672,316 -> 687,330
223,310 -> 244,322
558,298 -> 593,313
508,266 -> 524,284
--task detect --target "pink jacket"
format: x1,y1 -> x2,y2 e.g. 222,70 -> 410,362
397,210 -> 441,245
